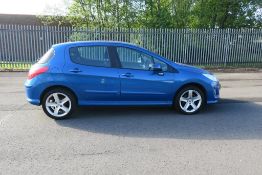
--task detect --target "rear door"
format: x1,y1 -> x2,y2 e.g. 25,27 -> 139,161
63,44 -> 120,105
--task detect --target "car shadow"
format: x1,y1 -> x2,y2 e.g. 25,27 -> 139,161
55,99 -> 262,140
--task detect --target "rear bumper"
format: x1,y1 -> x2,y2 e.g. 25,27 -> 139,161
25,80 -> 41,106
26,97 -> 40,105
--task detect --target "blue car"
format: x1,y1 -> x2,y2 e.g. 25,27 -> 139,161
25,41 -> 220,119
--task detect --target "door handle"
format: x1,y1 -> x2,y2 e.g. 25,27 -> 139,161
157,72 -> 164,76
121,73 -> 134,78
69,68 -> 82,73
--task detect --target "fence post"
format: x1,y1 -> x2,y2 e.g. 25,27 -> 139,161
44,25 -> 49,51
224,28 -> 231,67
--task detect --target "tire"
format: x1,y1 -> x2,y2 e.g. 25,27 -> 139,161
42,88 -> 76,120
174,86 -> 205,115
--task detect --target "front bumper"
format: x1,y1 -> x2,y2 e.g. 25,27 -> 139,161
207,81 -> 221,104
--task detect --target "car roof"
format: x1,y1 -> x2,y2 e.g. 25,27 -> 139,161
52,41 -> 139,48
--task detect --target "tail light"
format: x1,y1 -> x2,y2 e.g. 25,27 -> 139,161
28,66 -> 48,80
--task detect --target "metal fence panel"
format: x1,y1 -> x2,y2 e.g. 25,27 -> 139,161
0,24 -> 262,69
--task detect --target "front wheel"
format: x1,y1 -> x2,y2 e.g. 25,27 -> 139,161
42,88 -> 76,119
175,86 -> 205,114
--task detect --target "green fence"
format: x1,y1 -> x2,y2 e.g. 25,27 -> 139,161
0,24 -> 262,70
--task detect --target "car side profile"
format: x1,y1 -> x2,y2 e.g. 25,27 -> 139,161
25,41 -> 220,119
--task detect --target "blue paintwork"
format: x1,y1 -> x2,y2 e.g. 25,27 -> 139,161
25,41 -> 220,106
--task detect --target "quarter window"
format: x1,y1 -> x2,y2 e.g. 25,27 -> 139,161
69,46 -> 111,67
153,58 -> 168,72
38,48 -> 54,64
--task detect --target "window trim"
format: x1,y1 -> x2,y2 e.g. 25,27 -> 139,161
114,46 -> 177,73
68,46 -> 113,68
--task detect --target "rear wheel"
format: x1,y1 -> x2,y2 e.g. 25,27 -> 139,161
175,86 -> 205,114
42,88 -> 76,119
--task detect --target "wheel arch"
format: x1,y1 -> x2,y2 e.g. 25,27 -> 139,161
174,82 -> 207,103
40,85 -> 78,105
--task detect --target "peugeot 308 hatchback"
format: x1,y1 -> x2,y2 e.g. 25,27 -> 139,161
25,41 -> 220,119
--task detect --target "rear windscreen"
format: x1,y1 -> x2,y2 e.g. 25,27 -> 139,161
38,48 -> 55,64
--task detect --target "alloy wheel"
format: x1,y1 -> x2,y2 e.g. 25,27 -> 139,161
179,89 -> 202,113
45,92 -> 72,118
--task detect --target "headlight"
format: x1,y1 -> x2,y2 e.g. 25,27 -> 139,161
203,73 -> 218,82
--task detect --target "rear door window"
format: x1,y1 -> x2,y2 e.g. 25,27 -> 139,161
69,46 -> 111,67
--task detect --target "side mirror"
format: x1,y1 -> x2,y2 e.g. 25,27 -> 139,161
151,63 -> 162,72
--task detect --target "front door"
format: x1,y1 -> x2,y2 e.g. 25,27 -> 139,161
116,46 -> 176,104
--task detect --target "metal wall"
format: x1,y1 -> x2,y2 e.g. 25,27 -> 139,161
0,24 -> 262,69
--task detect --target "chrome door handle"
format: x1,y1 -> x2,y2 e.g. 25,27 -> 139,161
69,68 -> 82,73
121,73 -> 134,77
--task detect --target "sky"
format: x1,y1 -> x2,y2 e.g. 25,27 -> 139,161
0,0 -> 72,15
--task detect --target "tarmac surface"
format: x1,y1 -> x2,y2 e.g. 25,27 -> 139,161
0,72 -> 262,175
